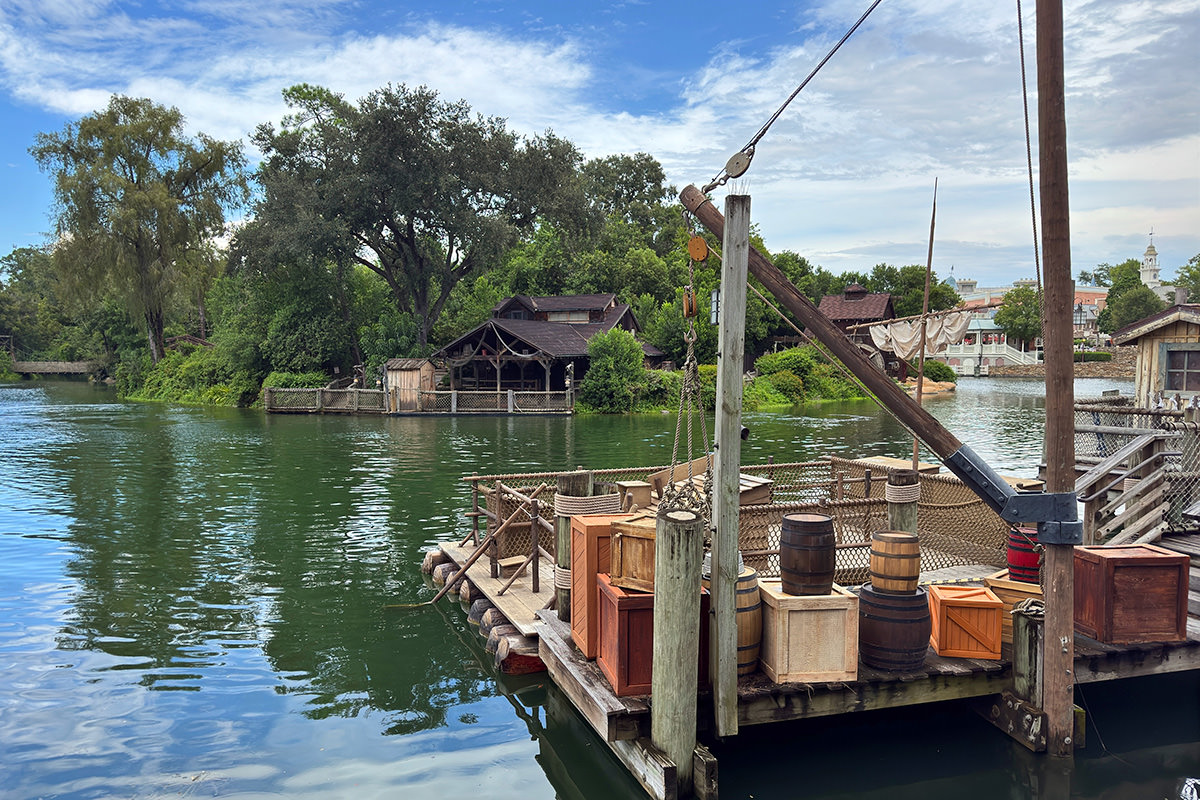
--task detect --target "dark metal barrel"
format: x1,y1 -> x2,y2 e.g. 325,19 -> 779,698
779,513 -> 836,596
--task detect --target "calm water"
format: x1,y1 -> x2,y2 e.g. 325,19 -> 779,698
2,377 -> 1197,800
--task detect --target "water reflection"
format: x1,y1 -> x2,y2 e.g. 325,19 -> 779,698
9,376 -> 1192,800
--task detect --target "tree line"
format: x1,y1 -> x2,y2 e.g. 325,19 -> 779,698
3,86 -> 1192,404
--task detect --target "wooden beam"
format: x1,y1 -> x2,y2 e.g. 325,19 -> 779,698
1037,0 -> 1078,755
610,738 -> 677,800
535,611 -> 649,741
680,185 -> 963,461
712,193 -> 750,737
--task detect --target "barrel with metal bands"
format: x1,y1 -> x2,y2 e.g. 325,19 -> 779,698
1006,526 -> 1040,584
868,530 -> 921,594
858,583 -> 932,672
779,513 -> 835,596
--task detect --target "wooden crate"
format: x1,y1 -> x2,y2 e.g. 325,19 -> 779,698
1073,544 -> 1189,644
610,512 -> 657,593
983,569 -> 1043,645
569,513 -> 633,659
928,585 -> 1003,660
595,573 -> 709,697
758,579 -> 858,683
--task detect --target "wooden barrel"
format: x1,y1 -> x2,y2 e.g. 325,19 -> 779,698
779,513 -> 835,596
701,567 -> 763,677
869,531 -> 921,594
1006,527 -> 1041,584
858,583 -> 931,672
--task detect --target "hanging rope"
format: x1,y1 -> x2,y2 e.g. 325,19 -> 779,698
659,214 -> 714,521
702,0 -> 885,193
1016,0 -> 1046,337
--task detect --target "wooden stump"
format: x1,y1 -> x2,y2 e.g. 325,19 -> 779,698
459,579 -> 485,604
479,607 -> 509,638
496,633 -> 546,675
467,598 -> 493,626
486,623 -> 519,654
421,548 -> 451,574
432,562 -> 458,587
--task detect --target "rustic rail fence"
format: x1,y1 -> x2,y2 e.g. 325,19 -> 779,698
1074,398 -> 1200,542
416,389 -> 572,414
462,457 -> 1012,587
264,387 -> 386,414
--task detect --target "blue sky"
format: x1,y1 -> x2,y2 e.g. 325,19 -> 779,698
2,0 -> 1197,287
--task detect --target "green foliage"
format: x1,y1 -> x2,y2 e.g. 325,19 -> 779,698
1106,284 -> 1166,332
994,285 -> 1042,348
750,345 -> 864,402
262,370 -> 329,389
1096,259 -> 1144,333
30,95 -> 248,362
359,307 -> 423,384
741,377 -> 791,411
638,369 -> 683,410
912,359 -> 957,383
576,328 -> 647,413
246,82 -> 585,350
0,350 -> 17,381
127,346 -> 262,406
1174,253 -> 1200,303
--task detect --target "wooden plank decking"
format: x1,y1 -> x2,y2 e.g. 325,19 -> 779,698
441,541 -> 555,636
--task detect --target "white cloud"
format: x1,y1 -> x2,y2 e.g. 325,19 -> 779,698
0,0 -> 1195,283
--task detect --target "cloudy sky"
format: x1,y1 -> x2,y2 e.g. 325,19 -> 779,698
1,0 -> 1196,287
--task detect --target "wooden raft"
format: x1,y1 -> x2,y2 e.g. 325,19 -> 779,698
440,541 -> 554,637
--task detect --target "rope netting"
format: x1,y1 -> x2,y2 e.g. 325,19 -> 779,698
470,455 -> 1011,581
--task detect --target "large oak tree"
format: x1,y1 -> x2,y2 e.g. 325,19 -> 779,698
31,96 -> 247,363
244,84 -> 585,351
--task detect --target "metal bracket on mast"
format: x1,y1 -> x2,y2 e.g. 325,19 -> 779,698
944,444 -> 1083,545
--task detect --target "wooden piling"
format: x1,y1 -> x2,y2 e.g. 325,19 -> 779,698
650,508 -> 705,797
556,471 -> 592,622
1037,0 -> 1077,758
885,469 -> 920,535
712,193 -> 750,738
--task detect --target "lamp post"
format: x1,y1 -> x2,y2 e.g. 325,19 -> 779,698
1074,303 -> 1085,361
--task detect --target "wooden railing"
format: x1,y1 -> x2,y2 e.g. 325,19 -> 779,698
417,389 -> 572,413
264,387 -> 386,413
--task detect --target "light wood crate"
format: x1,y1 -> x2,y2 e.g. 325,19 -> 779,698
758,580 -> 858,683
983,569 -> 1043,645
610,512 -> 656,593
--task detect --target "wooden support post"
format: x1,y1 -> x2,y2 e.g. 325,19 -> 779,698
471,483 -> 481,546
712,193 -> 750,738
556,470 -> 592,621
651,509 -> 705,798
886,469 -> 920,535
451,390 -> 458,414
491,481 -> 502,578
531,498 -> 541,594
1037,0 -> 1077,759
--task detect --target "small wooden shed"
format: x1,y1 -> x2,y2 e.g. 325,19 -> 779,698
385,358 -> 437,412
1112,304 -> 1200,407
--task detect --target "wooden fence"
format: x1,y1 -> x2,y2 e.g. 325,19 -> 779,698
264,387 -> 386,414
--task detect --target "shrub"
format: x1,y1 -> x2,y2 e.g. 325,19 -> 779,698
742,376 -> 791,411
768,368 -> 805,402
910,359 -> 956,383
262,370 -> 330,389
577,329 -> 647,413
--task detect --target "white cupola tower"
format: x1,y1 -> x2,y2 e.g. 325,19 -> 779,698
1141,236 -> 1161,288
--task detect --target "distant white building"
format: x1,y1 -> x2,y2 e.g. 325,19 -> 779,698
1140,238 -> 1180,306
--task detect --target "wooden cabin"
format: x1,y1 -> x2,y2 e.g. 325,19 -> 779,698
1112,304 -> 1200,407
817,284 -> 895,345
433,294 -> 664,392
384,358 -> 438,412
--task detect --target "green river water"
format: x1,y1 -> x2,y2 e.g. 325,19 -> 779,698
2,377 -> 1197,799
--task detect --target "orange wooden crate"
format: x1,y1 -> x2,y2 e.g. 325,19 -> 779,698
569,513 -> 634,659
928,585 -> 1003,660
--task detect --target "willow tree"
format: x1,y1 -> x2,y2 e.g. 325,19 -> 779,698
31,96 -> 248,362
246,83 -> 584,351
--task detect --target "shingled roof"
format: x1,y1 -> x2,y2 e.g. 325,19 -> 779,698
817,284 -> 895,323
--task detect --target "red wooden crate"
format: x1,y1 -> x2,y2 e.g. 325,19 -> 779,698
1073,544 -> 1189,644
568,513 -> 631,659
595,573 -> 709,697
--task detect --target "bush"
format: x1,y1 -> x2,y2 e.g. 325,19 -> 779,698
262,370 -> 330,389
637,369 -> 683,410
128,347 -> 264,406
768,368 -> 805,402
742,376 -> 792,411
910,359 -> 956,383
577,329 -> 648,413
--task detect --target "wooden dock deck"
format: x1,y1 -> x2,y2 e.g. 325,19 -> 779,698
437,533 -> 1200,800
